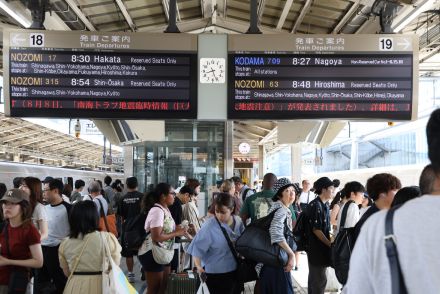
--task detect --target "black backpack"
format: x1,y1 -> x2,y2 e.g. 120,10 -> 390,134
242,188 -> 256,202
122,212 -> 147,251
331,200 -> 356,285
292,210 -> 310,252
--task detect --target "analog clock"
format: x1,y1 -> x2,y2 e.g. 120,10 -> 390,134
238,142 -> 251,155
200,58 -> 226,83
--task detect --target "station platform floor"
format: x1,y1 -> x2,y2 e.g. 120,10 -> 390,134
121,253 -> 342,294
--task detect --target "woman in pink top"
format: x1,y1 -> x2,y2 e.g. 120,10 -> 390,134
138,183 -> 187,294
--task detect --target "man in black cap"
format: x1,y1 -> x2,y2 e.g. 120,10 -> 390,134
307,177 -> 334,294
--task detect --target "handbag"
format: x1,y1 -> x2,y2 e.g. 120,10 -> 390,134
152,239 -> 175,265
3,222 -> 29,294
196,281 -> 210,294
151,205 -> 175,265
235,208 -> 293,268
215,217 -> 258,283
101,232 -> 138,294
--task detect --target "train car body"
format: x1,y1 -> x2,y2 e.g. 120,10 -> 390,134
0,161 -> 124,190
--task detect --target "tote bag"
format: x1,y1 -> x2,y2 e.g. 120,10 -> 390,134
101,232 -> 138,294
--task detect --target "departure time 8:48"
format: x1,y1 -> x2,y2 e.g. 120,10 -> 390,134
292,81 -> 311,88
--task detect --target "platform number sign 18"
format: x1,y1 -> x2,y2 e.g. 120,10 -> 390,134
379,37 -> 393,51
30,33 -> 44,47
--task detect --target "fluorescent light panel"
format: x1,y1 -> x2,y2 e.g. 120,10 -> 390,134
0,0 -> 31,28
392,0 -> 435,32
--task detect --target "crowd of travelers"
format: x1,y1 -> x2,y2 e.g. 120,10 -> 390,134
0,108 -> 440,294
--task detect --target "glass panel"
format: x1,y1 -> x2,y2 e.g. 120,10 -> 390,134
133,121 -> 225,213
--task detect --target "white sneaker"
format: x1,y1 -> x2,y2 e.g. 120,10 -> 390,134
127,272 -> 135,283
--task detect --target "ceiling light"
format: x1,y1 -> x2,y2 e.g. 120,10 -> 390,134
392,0 -> 435,32
0,0 -> 31,28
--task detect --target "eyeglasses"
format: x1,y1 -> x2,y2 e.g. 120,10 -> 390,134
169,192 -> 176,196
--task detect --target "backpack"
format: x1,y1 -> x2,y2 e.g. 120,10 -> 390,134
242,188 -> 256,202
292,210 -> 310,252
122,212 -> 148,251
331,200 -> 356,285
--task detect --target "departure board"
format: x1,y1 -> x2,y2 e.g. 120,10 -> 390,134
228,34 -> 418,120
3,30 -> 197,119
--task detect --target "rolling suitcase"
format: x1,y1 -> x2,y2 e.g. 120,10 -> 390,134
166,271 -> 199,294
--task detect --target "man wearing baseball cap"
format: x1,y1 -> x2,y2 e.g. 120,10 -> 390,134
307,177 -> 334,294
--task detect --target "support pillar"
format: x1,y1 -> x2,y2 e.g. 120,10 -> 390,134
258,145 -> 265,179
350,138 -> 359,170
224,121 -> 234,179
124,146 -> 134,177
290,143 -> 302,183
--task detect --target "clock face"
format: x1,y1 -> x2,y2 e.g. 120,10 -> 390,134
200,58 -> 226,84
238,142 -> 251,154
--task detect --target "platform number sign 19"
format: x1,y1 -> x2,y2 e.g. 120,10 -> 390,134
379,37 -> 393,51
29,33 -> 44,47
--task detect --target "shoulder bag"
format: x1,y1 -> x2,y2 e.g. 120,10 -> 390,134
235,208 -> 293,268
151,205 -> 175,265
215,217 -> 258,283
331,200 -> 355,285
385,206 -> 408,294
64,235 -> 91,289
97,198 -> 118,237
101,232 -> 138,294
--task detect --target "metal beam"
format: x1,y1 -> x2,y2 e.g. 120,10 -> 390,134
115,0 -> 136,31
64,0 -> 96,31
234,128 -> 264,139
291,0 -> 313,33
162,0 -> 181,22
332,0 -> 360,34
259,127 -> 278,145
1,130 -> 42,143
257,0 -> 266,24
235,122 -> 267,137
276,0 -> 294,30
0,123 -> 33,133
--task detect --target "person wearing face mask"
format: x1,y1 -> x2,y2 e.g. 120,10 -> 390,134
187,193 -> 244,294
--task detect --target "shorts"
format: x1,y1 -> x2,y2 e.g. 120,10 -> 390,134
139,250 -> 170,272
121,246 -> 138,258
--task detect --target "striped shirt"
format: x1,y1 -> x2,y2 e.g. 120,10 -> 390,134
256,201 -> 292,274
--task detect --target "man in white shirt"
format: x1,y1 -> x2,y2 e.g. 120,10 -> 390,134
334,181 -> 365,236
299,179 -> 314,211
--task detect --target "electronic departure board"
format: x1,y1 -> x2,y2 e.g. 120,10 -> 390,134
3,30 -> 197,119
228,34 -> 418,120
